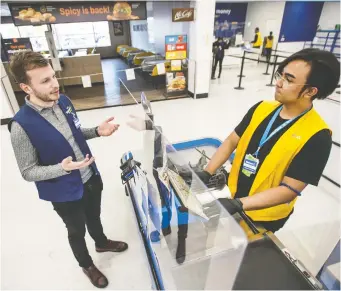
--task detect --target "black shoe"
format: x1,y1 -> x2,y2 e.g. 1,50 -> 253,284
176,239 -> 186,264
211,76 -> 216,80
218,75 -> 221,78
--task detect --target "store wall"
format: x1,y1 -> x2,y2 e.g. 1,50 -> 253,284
148,1 -> 190,56
243,1 -> 340,54
96,21 -> 131,58
279,1 -> 324,43
318,1 -> 340,30
243,1 -> 285,48
129,20 -> 150,51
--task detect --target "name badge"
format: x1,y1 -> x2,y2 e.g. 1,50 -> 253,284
73,117 -> 81,129
242,154 -> 259,177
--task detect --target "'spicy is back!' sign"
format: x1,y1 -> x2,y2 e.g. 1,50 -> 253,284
9,2 -> 146,25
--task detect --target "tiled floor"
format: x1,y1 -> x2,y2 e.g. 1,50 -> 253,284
1,62 -> 340,289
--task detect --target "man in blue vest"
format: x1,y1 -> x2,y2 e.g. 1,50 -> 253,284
9,51 -> 128,289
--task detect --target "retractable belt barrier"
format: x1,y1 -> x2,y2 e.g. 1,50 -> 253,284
226,50 -> 291,90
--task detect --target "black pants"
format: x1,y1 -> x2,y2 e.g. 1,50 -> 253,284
212,57 -> 223,78
265,48 -> 272,62
52,174 -> 107,268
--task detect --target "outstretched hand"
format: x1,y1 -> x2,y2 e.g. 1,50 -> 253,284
61,154 -> 95,172
126,114 -> 146,131
97,117 -> 120,136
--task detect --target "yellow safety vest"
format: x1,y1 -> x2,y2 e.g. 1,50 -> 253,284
253,32 -> 262,48
265,37 -> 273,49
228,101 -> 330,221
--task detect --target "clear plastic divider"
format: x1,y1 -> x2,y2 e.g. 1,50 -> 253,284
119,80 -> 247,290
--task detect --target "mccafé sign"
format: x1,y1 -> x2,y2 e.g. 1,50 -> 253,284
172,8 -> 194,22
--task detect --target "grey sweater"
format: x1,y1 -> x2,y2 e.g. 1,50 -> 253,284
10,97 -> 98,184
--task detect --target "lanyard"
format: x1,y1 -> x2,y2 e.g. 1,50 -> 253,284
254,105 -> 310,158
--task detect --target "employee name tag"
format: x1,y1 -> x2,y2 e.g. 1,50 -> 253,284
242,154 -> 259,177
73,117 -> 81,129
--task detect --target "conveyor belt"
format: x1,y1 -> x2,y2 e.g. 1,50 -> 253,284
233,236 -> 318,290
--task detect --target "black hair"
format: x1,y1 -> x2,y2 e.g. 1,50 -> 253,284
268,31 -> 273,40
277,48 -> 340,100
255,27 -> 259,31
218,37 -> 223,41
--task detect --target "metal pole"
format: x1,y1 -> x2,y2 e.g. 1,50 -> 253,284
263,56 -> 271,75
266,55 -> 278,87
234,50 -> 245,90
274,41 -> 278,56
237,51 -> 246,77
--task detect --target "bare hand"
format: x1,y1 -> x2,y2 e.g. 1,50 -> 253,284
61,154 -> 95,172
97,117 -> 120,137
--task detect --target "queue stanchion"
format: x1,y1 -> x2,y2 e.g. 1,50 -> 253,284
263,56 -> 271,75
234,50 -> 246,90
266,55 -> 278,87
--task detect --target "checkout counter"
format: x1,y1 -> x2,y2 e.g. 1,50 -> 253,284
119,92 -> 323,290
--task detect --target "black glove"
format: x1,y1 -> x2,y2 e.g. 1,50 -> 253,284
218,198 -> 243,215
194,170 -> 212,185
177,169 -> 212,186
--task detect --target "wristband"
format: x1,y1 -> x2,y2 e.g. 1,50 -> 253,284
280,182 -> 301,196
95,126 -> 100,137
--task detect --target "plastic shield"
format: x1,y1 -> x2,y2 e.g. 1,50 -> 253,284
119,82 -> 247,290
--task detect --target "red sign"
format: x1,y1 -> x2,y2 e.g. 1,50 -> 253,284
165,44 -> 187,52
176,44 -> 186,51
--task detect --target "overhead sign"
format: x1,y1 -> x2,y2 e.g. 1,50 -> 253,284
214,3 -> 247,38
3,38 -> 33,59
165,35 -> 187,60
9,2 -> 146,25
172,8 -> 194,22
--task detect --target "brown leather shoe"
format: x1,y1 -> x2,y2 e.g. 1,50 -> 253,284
96,239 -> 128,253
82,264 -> 108,289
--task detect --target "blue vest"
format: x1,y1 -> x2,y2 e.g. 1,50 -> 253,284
10,94 -> 100,202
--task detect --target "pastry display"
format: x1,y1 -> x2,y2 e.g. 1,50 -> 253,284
15,7 -> 54,23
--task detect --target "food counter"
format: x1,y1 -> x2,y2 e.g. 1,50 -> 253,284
3,53 -> 104,92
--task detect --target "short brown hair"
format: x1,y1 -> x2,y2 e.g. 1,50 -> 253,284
9,51 -> 49,84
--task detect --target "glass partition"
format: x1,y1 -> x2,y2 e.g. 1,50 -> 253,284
119,82 -> 248,289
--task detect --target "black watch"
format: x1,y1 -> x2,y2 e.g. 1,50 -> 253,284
95,126 -> 100,137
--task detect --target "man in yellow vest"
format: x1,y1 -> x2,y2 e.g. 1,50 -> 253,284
265,31 -> 274,62
251,27 -> 262,48
196,48 -> 339,233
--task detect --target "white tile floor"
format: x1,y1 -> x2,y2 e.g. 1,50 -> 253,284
1,63 -> 340,289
